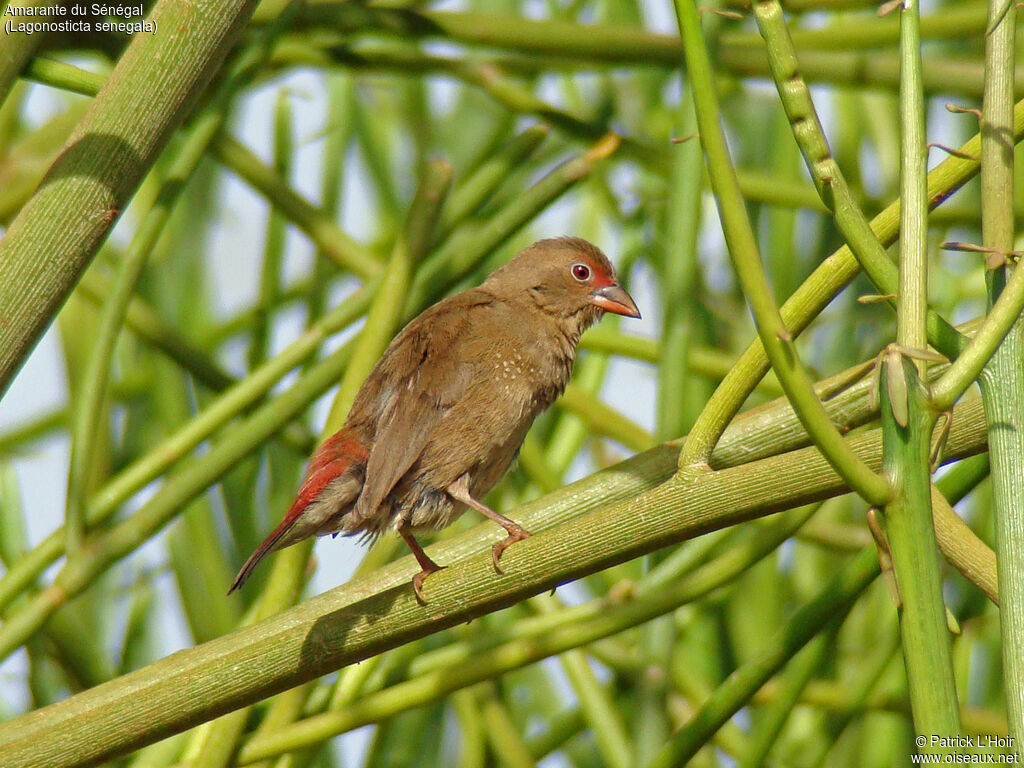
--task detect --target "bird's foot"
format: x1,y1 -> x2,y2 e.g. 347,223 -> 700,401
491,525 -> 531,574
412,562 -> 445,603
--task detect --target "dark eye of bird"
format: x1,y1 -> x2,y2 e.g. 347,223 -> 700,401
571,263 -> 591,282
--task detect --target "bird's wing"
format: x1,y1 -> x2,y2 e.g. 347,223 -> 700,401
351,293 -> 486,523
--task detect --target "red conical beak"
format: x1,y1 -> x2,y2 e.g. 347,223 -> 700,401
591,284 -> 641,318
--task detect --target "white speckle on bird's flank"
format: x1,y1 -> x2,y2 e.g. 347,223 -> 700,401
501,356 -> 525,380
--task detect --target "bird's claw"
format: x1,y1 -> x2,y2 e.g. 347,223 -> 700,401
412,563 -> 445,603
491,525 -> 531,574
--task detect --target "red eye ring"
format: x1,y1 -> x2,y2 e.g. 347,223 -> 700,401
571,263 -> 591,282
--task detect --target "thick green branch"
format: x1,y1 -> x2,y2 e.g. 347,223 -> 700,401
976,0 -> 1024,756
0,1 -> 53,107
750,0 -> 962,358
0,396 -> 989,768
681,96 -> 1024,466
875,0 -> 961,744
675,0 -> 891,506
0,0 -> 259,396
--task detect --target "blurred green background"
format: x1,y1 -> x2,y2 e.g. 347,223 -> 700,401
0,0 -> 1019,766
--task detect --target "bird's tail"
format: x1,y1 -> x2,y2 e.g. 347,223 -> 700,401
228,428 -> 369,594
227,514 -> 298,594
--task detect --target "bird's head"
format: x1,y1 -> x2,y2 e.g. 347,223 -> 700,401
485,237 -> 640,332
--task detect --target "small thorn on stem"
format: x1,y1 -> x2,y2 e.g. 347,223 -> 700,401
945,103 -> 983,119
876,0 -> 903,16
867,508 -> 902,608
926,142 -> 979,162
857,293 -> 898,305
697,6 -> 745,19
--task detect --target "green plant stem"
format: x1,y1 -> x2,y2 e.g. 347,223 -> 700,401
77,267 -> 237,390
531,595 -> 632,768
248,90 -> 293,372
750,0 -> 961,358
0,339 -> 354,666
0,467 -> 115,692
737,623 -> 838,768
0,407 -> 66,454
19,56 -> 107,97
934,306 -> 1024,407
675,0 -> 891,506
183,483 -> 313,768
3,10 -> 315,611
647,547 -> 879,768
724,4 -> 987,52
407,511 -> 813,685
873,0 -> 961,747
582,331 -> 782,394
64,106 -> 228,556
668,655 -> 748,762
526,706 -> 584,760
80,270 -> 323,459
681,95 -> 1024,468
0,287 -> 370,617
881,364 -> 961,742
0,0 -> 259,397
325,160 -> 451,431
657,91 -> 705,440
453,61 -> 660,167
634,613 -> 674,765
286,5 -> 681,65
239,505 -> 815,763
306,73 -> 351,333
451,690 -> 487,768
0,1 -> 52,107
896,4 -> 929,358
928,412 -> 996,606
755,679 -> 1008,736
976,0 -> 1024,755
435,125 -> 549,243
0,397 -> 988,767
31,30 -> 1010,104
558,385 -> 654,453
348,86 -> 403,231
932,486 -> 998,604
269,5 -> 987,64
931,189 -> 1024,406
0,136 -> 615,656
808,628 -> 902,767
477,684 -> 536,768
272,31 -> 1014,102
263,37 -> 664,168
212,133 -> 379,278
12,60 -> 379,339
0,96 -> 86,225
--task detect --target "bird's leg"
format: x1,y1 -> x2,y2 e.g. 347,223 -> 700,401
400,526 -> 444,602
447,476 -> 531,574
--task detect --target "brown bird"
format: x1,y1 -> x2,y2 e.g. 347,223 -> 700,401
229,237 -> 640,600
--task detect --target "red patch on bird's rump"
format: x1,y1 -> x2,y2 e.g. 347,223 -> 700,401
286,429 -> 369,519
